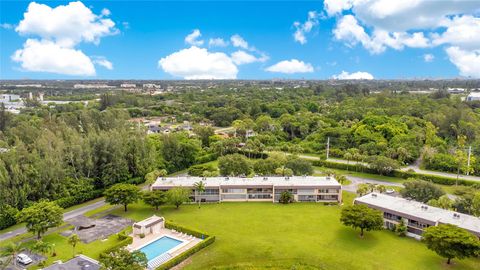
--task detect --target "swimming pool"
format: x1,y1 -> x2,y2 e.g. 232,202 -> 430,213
139,236 -> 183,261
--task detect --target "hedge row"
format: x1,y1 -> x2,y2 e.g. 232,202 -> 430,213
154,221 -> 215,270
312,160 -> 479,187
100,236 -> 133,256
155,235 -> 215,270
165,221 -> 210,239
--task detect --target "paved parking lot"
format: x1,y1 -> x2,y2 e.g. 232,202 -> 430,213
63,214 -> 133,243
2,250 -> 45,270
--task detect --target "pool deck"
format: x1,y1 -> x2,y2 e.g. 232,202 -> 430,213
127,228 -> 202,262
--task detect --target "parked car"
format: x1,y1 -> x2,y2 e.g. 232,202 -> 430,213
385,189 -> 395,194
17,253 -> 33,265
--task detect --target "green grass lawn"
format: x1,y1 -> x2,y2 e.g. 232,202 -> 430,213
105,192 -> 479,270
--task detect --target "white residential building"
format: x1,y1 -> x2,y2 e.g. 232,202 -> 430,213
152,176 -> 342,203
355,193 -> 480,239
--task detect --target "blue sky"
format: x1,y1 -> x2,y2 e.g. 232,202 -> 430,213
0,1 -> 478,80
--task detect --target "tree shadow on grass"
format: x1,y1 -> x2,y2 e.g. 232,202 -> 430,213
334,226 -> 381,250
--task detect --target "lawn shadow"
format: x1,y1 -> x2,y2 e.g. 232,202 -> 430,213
335,226 -> 381,250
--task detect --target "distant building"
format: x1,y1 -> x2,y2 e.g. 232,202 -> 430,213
355,193 -> 480,239
152,176 -> 342,203
74,84 -> 114,89
143,83 -> 161,89
466,92 -> 480,101
121,83 -> 137,88
447,87 -> 465,94
0,94 -> 20,102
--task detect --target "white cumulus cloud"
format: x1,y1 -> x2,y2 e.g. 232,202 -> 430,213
265,59 -> 314,74
158,46 -> 238,79
445,47 -> 480,78
93,56 -> 113,70
12,1 -> 116,76
209,38 -> 228,47
12,39 -> 95,76
231,50 -> 266,65
332,71 -> 374,80
185,29 -> 204,46
424,54 -> 434,62
230,34 -> 249,49
293,11 -> 319,44
16,1 -> 117,47
325,0 -> 480,77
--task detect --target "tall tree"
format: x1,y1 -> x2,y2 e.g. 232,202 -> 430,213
400,180 -> 445,203
218,154 -> 251,176
166,187 -> 191,209
340,204 -> 384,237
1,243 -> 24,267
16,200 -> 63,239
99,249 -> 147,270
193,180 -> 206,208
104,183 -> 141,212
142,190 -> 166,211
422,224 -> 480,264
68,234 -> 80,257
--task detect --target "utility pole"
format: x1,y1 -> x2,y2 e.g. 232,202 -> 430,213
467,146 -> 472,175
326,137 -> 330,160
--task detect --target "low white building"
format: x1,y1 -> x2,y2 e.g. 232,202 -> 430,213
466,92 -> 480,101
133,215 -> 165,236
355,193 -> 480,239
152,176 -> 342,203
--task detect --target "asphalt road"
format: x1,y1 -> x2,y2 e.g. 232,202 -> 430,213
0,200 -> 106,242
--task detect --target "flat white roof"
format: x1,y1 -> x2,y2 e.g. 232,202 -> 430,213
134,215 -> 164,227
355,193 -> 480,235
152,176 -> 341,188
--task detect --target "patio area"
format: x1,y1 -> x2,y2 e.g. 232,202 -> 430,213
126,216 -> 202,269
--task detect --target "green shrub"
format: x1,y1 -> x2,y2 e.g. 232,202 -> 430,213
165,221 -> 210,239
117,232 -> 128,240
0,204 -> 18,230
100,236 -> 133,256
139,233 -> 145,239
155,236 -> 215,270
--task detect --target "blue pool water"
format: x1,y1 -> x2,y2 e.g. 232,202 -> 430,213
139,236 -> 183,261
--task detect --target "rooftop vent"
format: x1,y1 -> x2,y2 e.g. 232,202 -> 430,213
453,213 -> 461,219
371,193 -> 377,198
161,177 -> 166,181
421,205 -> 428,211
202,177 -> 206,181
326,175 -> 331,180
263,177 -> 268,181
285,176 -> 290,181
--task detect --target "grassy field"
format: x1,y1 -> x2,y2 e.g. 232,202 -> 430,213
104,192 -> 479,270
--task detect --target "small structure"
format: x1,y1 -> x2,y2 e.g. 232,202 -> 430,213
466,92 -> 480,101
133,215 -> 165,236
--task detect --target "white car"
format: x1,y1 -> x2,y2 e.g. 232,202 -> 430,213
16,253 -> 33,265
385,189 -> 395,194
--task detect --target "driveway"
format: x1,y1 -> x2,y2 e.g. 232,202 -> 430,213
342,176 -> 404,193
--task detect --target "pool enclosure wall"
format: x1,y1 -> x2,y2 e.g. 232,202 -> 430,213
133,215 -> 164,236
151,176 -> 342,203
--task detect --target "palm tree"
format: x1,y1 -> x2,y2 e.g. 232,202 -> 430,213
67,234 -> 80,257
30,240 -> 53,266
193,181 -> 206,208
1,242 -> 24,267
